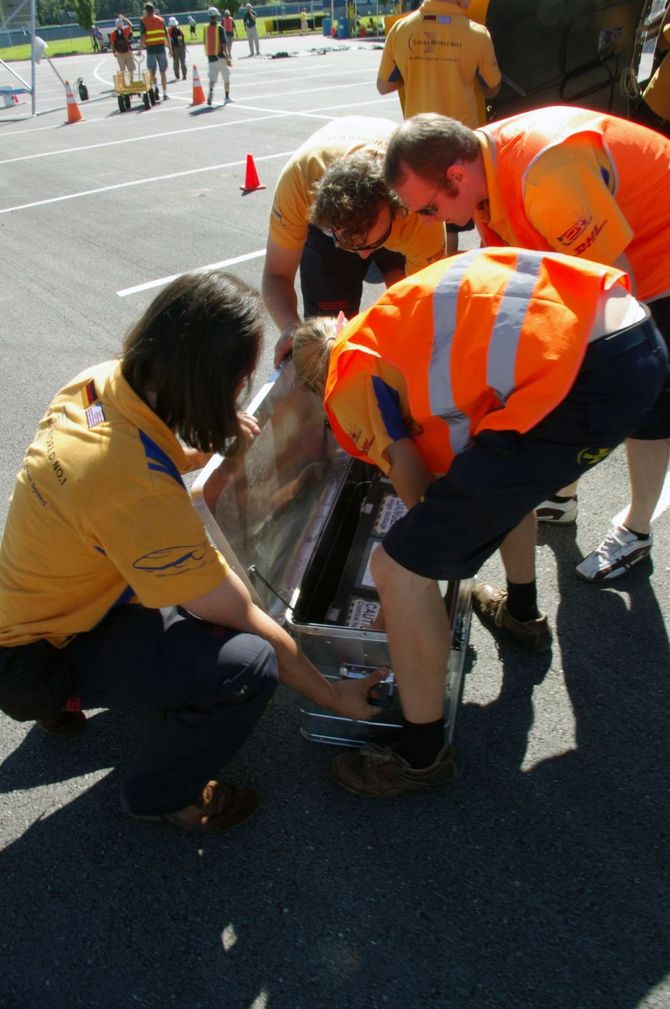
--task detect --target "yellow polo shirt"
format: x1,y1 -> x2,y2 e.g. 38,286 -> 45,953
269,115 -> 446,272
0,362 -> 228,649
377,0 -> 500,126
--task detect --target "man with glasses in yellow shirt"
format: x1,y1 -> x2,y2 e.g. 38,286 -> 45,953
261,116 -> 447,366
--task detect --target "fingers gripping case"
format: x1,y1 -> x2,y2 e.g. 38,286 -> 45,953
190,362 -> 473,748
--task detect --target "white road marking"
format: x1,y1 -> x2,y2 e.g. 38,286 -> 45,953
117,249 -> 266,297
0,80 -> 390,143
0,149 -> 292,214
0,89 -> 387,164
0,110 -> 295,164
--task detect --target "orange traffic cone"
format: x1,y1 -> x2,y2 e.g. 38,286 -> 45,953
240,154 -> 266,193
64,80 -> 82,124
192,66 -> 206,106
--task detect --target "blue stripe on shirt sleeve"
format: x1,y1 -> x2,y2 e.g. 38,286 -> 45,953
371,376 -> 408,442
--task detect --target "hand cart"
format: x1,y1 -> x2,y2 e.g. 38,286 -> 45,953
113,55 -> 158,112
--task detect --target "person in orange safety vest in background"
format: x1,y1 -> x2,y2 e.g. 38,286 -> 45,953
292,247 -> 668,799
203,7 -> 232,105
110,15 -> 135,79
139,2 -> 171,101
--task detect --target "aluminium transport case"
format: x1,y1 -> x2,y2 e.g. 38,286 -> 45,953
190,362 -> 473,748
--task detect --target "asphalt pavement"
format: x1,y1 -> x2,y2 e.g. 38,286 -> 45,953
0,35 -> 669,1009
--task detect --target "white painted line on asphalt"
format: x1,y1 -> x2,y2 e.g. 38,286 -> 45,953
612,471 -> 670,528
117,248 -> 266,297
0,149 -> 292,214
0,79 -> 391,143
0,89 -> 394,176
0,110 -> 295,164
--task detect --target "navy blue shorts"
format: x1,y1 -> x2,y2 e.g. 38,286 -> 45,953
383,317 -> 668,580
300,224 -> 405,319
633,296 -> 670,439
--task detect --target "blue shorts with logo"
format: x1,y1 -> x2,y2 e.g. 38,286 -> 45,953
383,317 -> 669,580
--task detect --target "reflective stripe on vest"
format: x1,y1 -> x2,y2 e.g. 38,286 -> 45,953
324,249 -> 628,474
142,14 -> 166,46
429,249 -> 542,454
205,23 -> 221,55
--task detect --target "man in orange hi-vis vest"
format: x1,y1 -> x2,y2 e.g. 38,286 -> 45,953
139,2 -> 171,101
203,7 -> 232,105
292,248 -> 668,798
383,108 -> 670,594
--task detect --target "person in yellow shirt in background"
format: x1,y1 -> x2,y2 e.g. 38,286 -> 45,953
0,271 -> 381,835
376,0 -> 500,253
262,116 -> 447,365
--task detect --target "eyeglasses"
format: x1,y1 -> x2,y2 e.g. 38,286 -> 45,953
415,183 -> 442,217
330,215 -> 394,253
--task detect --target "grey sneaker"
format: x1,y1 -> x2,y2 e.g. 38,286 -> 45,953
536,495 -> 578,524
472,581 -> 551,651
331,743 -> 458,798
576,525 -> 652,582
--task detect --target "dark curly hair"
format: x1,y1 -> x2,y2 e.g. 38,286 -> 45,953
310,150 -> 404,249
121,270 -> 263,457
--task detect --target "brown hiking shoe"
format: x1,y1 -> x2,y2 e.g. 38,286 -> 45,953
472,582 -> 551,651
331,743 -> 458,798
132,781 -> 259,834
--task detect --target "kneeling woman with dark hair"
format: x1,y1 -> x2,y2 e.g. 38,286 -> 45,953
0,271 -> 382,835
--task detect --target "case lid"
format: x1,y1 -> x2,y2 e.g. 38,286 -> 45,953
191,361 -> 350,620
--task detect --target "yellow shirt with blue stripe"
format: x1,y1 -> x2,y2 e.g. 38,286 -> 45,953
0,361 -> 228,649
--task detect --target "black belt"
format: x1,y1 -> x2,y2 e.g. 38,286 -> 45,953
586,316 -> 661,363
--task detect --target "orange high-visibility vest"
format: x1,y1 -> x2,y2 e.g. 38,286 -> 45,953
204,23 -> 223,56
142,13 -> 167,46
324,249 -> 628,474
478,106 -> 670,303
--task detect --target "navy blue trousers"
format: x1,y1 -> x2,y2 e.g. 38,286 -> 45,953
384,316 -> 669,580
62,605 -> 278,816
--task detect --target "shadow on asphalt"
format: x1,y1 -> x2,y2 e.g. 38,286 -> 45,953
1,552 -> 669,1008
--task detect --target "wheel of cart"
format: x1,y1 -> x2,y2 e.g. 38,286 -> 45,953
113,56 -> 155,111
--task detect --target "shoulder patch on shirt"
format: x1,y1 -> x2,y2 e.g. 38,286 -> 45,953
85,402 -> 106,428
82,380 -> 98,406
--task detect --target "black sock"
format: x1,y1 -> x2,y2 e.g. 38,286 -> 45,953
396,718 -> 445,769
548,493 -> 577,503
623,525 -> 650,540
506,580 -> 540,623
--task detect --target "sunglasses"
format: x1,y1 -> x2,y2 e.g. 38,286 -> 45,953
330,215 -> 394,253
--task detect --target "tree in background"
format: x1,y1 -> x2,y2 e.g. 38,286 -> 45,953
72,0 -> 96,45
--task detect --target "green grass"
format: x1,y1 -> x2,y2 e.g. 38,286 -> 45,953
0,37 -> 97,61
